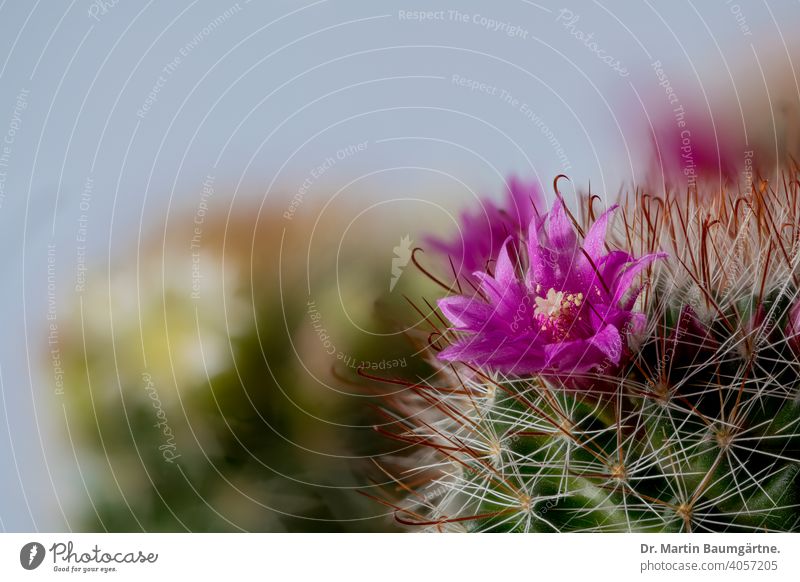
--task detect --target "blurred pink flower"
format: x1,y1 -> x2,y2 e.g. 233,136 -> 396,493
426,176 -> 544,284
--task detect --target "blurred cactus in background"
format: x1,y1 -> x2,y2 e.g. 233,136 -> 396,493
374,174 -> 800,532
645,45 -> 800,187
55,195 -> 433,532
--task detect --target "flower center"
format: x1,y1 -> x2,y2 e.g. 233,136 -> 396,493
533,287 -> 583,338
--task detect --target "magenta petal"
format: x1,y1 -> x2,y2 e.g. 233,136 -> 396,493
471,271 -> 528,325
452,328 -> 547,371
526,219 -> 546,286
488,345 -> 548,373
611,252 -> 666,304
438,296 -> 494,330
582,205 -> 618,261
547,199 -> 577,248
493,237 -> 517,286
438,340 -> 482,364
599,251 -> 636,282
438,331 -> 519,364
588,324 -> 623,364
543,324 -> 621,373
473,271 -> 505,305
542,337 -> 597,374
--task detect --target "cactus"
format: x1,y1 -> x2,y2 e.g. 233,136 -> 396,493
372,175 -> 800,532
